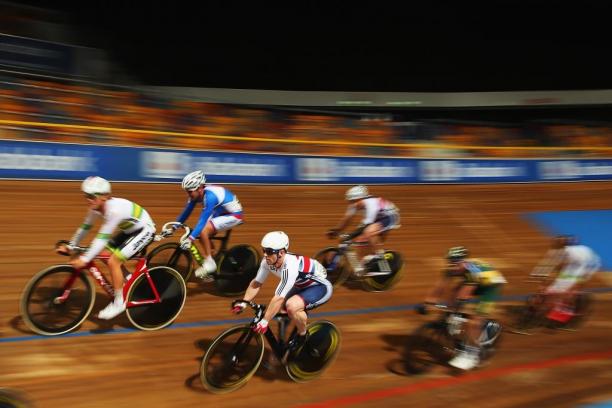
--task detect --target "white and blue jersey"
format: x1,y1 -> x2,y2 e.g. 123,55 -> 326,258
176,185 -> 243,239
255,253 -> 332,310
346,196 -> 400,231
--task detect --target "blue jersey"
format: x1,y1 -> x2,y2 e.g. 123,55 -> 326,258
176,185 -> 242,239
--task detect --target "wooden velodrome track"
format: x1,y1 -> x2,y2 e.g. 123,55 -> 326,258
1,180 -> 612,408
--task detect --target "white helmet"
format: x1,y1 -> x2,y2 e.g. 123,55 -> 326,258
345,185 -> 369,201
182,170 -> 206,191
261,231 -> 289,251
81,176 -> 111,195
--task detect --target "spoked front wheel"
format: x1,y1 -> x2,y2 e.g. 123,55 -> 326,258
146,242 -> 194,282
200,325 -> 265,394
362,251 -> 404,292
20,265 -> 95,336
215,244 -> 260,296
314,247 -> 351,287
286,320 -> 341,382
125,266 -> 186,330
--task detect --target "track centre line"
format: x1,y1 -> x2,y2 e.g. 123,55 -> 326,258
2,288 -> 611,344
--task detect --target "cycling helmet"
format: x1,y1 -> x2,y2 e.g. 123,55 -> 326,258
182,170 -> 206,191
81,176 -> 111,195
345,185 -> 369,201
261,231 -> 289,252
447,246 -> 468,261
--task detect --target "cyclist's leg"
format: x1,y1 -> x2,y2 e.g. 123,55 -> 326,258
356,223 -> 382,263
286,281 -> 333,350
100,226 -> 154,320
199,215 -> 243,275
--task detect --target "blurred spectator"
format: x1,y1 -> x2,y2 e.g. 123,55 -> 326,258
1,75 -> 612,157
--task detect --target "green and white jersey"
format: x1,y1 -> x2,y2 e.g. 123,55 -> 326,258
71,197 -> 154,262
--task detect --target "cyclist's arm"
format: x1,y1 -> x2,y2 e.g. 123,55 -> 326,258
176,199 -> 196,224
80,210 -> 122,263
424,275 -> 451,304
332,204 -> 358,232
70,210 -> 96,246
190,191 -> 218,239
263,295 -> 285,322
346,223 -> 369,240
243,261 -> 269,302
243,279 -> 263,302
454,283 -> 477,302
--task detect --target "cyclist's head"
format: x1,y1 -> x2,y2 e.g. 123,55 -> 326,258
182,170 -> 206,191
553,234 -> 577,248
447,246 -> 468,263
81,176 -> 111,197
345,185 -> 369,201
261,231 -> 289,258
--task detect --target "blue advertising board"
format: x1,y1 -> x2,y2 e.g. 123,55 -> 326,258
2,139 -> 612,184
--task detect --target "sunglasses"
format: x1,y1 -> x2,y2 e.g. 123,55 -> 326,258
84,193 -> 98,200
262,247 -> 280,256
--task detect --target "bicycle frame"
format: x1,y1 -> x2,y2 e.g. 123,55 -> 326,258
329,240 -> 392,277
155,222 -> 233,267
56,253 -> 162,309
240,302 -> 295,361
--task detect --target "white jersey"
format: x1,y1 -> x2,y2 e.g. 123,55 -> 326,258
254,253 -> 328,298
560,244 -> 601,280
71,197 -> 155,262
345,196 -> 399,225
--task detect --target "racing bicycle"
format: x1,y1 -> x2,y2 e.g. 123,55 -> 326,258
200,300 -> 341,393
147,222 -> 260,296
20,240 -> 186,335
404,303 -> 502,374
315,235 -> 404,291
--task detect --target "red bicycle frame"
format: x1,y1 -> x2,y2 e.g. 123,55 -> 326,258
55,253 -> 162,308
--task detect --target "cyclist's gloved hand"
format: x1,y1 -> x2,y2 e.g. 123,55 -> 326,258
180,236 -> 195,251
253,318 -> 268,334
415,303 -> 428,315
326,229 -> 339,239
232,300 -> 247,314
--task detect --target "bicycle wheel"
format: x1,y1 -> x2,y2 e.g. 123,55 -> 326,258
362,250 -> 404,292
125,266 -> 186,331
215,244 -> 260,296
20,265 -> 95,336
200,325 -> 265,394
146,242 -> 194,282
286,321 -> 341,382
314,247 -> 351,287
0,388 -> 31,408
404,321 -> 454,374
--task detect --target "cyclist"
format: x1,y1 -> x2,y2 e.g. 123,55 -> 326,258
326,185 -> 400,275
171,170 -> 243,280
232,231 -> 333,356
540,235 -> 600,322
419,246 -> 507,371
56,176 -> 156,320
